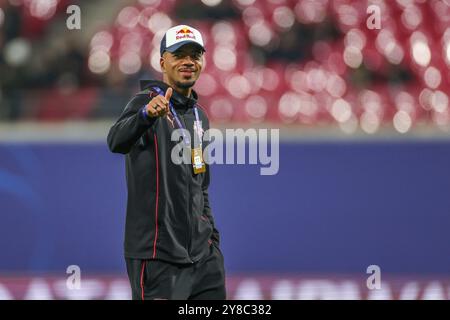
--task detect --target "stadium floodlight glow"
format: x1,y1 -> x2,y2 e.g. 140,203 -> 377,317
213,46 -> 237,71
278,92 -> 301,123
226,74 -> 251,99
375,29 -> 404,65
117,6 -> 140,29
149,48 -> 162,72
445,42 -> 450,65
273,6 -> 296,30
419,88 -> 433,110
29,0 -> 58,20
393,110 -> 413,134
401,4 -> 422,30
120,32 -> 143,54
90,31 -> 114,52
424,66 -> 442,89
152,29 -> 166,49
395,92 -> 415,114
211,21 -> 237,45
210,98 -> 234,122
431,91 -> 449,113
331,99 -> 352,123
234,0 -> 257,7
432,108 -> 450,129
259,67 -> 279,91
361,90 -> 382,115
331,99 -> 352,122
248,22 -> 273,47
326,74 -> 346,98
337,4 -> 359,26
384,41 -> 404,65
138,0 -> 161,5
88,50 -> 111,74
411,41 -> 431,67
410,32 -> 431,67
242,7 -> 264,27
306,68 -> 327,92
245,95 -> 268,122
344,29 -> 366,51
295,0 -> 327,24
138,7 -> 156,28
4,38 -> 31,67
298,93 -> 318,118
375,29 -> 394,55
242,68 -> 263,94
201,0 -> 222,7
119,52 -> 142,75
360,111 -> 380,134
147,12 -> 172,33
343,46 -> 363,69
194,73 -> 217,96
289,70 -> 307,93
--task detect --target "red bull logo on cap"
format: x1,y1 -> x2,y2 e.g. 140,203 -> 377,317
175,27 -> 196,41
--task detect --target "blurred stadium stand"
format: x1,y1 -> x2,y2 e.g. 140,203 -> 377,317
0,0 -> 449,133
1,0 -> 450,300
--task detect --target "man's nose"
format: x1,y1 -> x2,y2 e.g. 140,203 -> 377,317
181,56 -> 195,65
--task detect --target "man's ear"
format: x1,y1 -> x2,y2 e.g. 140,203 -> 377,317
160,56 -> 165,73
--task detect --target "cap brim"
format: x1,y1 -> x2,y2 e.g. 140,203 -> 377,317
165,40 -> 205,54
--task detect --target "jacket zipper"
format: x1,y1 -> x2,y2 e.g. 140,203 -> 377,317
180,111 -> 194,263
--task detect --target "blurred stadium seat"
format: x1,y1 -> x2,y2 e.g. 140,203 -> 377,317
0,0 -> 449,133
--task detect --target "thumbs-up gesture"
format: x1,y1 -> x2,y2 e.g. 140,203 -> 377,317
145,87 -> 173,118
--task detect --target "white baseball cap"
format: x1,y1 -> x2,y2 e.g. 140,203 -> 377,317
160,24 -> 205,56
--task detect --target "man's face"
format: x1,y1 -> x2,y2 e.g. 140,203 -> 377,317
160,43 -> 204,90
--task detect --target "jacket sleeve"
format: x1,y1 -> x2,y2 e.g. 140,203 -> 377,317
203,165 -> 220,245
107,94 -> 157,154
201,113 -> 220,245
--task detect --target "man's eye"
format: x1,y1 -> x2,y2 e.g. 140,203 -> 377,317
173,53 -> 201,60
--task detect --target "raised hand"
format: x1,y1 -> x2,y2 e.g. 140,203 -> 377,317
145,87 -> 173,118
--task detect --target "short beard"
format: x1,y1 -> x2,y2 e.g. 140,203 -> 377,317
175,80 -> 196,89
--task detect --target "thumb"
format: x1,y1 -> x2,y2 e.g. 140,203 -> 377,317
165,87 -> 173,101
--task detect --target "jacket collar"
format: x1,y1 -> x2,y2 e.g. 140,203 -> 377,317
140,79 -> 198,110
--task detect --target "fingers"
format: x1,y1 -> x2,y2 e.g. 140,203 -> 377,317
165,87 -> 173,101
145,88 -> 172,118
155,95 -> 169,110
155,96 -> 169,115
156,102 -> 169,117
145,96 -> 170,118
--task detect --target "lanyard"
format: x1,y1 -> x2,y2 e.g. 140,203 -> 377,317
152,87 -> 202,146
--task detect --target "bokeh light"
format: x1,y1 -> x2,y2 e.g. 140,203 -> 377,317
201,0 -> 222,7
88,50 -> 111,74
29,0 -> 58,20
213,46 -> 237,71
410,32 -> 431,67
245,95 -> 268,122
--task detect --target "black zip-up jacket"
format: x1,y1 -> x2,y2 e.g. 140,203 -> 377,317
107,80 -> 219,264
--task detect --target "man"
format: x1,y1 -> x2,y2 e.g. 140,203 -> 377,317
107,25 -> 226,300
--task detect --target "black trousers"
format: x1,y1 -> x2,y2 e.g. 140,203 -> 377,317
125,244 -> 226,300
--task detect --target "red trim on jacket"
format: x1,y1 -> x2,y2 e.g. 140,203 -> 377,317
152,133 -> 159,259
140,261 -> 146,300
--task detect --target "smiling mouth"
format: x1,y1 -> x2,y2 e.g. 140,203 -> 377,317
179,69 -> 195,76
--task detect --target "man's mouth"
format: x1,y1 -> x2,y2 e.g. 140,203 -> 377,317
179,69 -> 194,77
